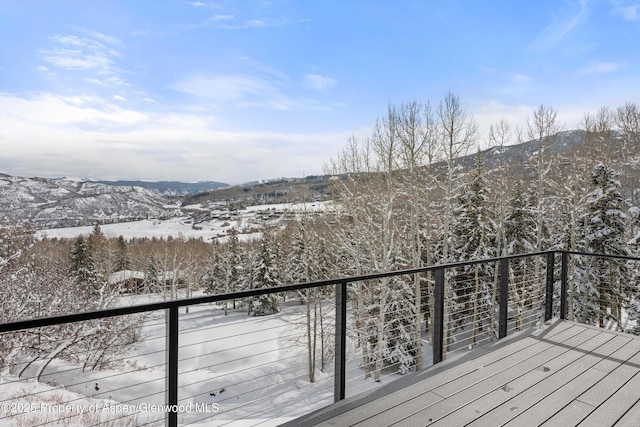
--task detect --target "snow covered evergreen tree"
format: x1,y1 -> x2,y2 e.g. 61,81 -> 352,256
205,230 -> 243,315
504,182 -> 539,329
70,235 -> 97,291
449,151 -> 496,340
576,163 -> 632,327
115,235 -> 131,271
145,254 -> 160,293
204,240 -> 224,295
249,229 -> 281,316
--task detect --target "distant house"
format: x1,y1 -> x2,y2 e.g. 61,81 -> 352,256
108,270 -> 146,293
109,269 -> 188,294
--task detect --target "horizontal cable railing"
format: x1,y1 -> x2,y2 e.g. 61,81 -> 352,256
1,250 -> 638,426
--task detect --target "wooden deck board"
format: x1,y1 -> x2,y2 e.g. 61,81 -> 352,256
355,325 -> 589,426
298,321 -> 640,427
432,331 -> 626,427
308,322 -> 576,426
542,338 -> 640,426
578,371 -> 640,426
420,329 -> 608,426
614,399 -> 640,427
497,334 -> 634,426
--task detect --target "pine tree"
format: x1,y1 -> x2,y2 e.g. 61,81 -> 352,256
450,151 -> 496,339
383,276 -> 418,374
70,236 -> 96,291
249,229 -> 281,316
204,234 -> 241,314
577,163 -> 632,327
145,254 -> 160,294
204,241 -> 224,295
504,183 -> 539,329
115,235 -> 131,271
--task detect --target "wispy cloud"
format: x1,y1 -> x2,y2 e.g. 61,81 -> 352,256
579,61 -> 623,75
187,1 -> 221,8
511,73 -> 533,84
209,14 -> 234,21
39,31 -> 124,80
611,1 -> 640,21
172,74 -> 281,103
302,74 -> 337,91
171,71 -> 335,111
216,18 -> 290,30
530,0 -> 589,52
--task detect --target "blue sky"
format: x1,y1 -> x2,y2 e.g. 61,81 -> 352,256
1,0 -> 639,184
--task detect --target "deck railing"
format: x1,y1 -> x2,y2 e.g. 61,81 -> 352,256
1,250 -> 638,426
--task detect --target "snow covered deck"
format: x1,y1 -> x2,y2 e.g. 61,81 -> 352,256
291,320 -> 640,426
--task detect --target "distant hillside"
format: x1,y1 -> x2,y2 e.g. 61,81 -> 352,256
183,130 -> 594,208
459,129 -> 588,169
94,180 -> 229,195
0,175 -> 179,228
182,175 -> 331,208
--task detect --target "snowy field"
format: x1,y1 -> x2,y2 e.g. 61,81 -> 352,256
35,201 -> 334,242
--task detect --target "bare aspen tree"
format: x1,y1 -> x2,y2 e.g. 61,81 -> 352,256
488,118 -> 513,257
396,100 -> 437,370
325,136 -> 375,378
487,118 -> 512,339
616,102 -> 640,208
370,107 -> 400,381
583,106 -> 615,166
526,104 -> 561,298
437,91 -> 478,356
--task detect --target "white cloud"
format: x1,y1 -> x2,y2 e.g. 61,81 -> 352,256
113,95 -> 127,101
84,30 -> 121,46
579,61 -> 622,75
172,74 -> 280,102
85,78 -> 104,85
172,73 -> 336,111
511,73 -> 533,84
302,74 -> 337,91
187,1 -> 223,8
0,93 -> 348,183
216,18 -> 289,30
39,32 -> 123,79
530,0 -> 589,51
209,14 -> 234,21
611,2 -> 640,21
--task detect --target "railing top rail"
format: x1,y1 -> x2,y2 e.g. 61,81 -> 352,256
562,250 -> 640,262
1,250 -> 638,334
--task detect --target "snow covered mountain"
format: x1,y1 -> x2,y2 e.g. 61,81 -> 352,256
93,179 -> 229,195
0,175 -> 179,228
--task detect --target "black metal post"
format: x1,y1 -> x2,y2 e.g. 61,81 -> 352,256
433,268 -> 445,364
545,252 -> 555,321
166,307 -> 178,427
334,281 -> 347,402
499,258 -> 509,339
560,251 -> 568,320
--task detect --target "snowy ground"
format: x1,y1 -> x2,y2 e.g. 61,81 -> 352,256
0,292 -> 401,427
35,201 -> 334,243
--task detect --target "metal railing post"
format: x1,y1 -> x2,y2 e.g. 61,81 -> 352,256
499,258 -> 509,339
560,251 -> 568,320
433,268 -> 445,364
334,281 -> 347,402
545,252 -> 555,321
166,306 -> 178,427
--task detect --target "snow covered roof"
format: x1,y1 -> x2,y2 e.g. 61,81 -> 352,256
108,270 -> 145,284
